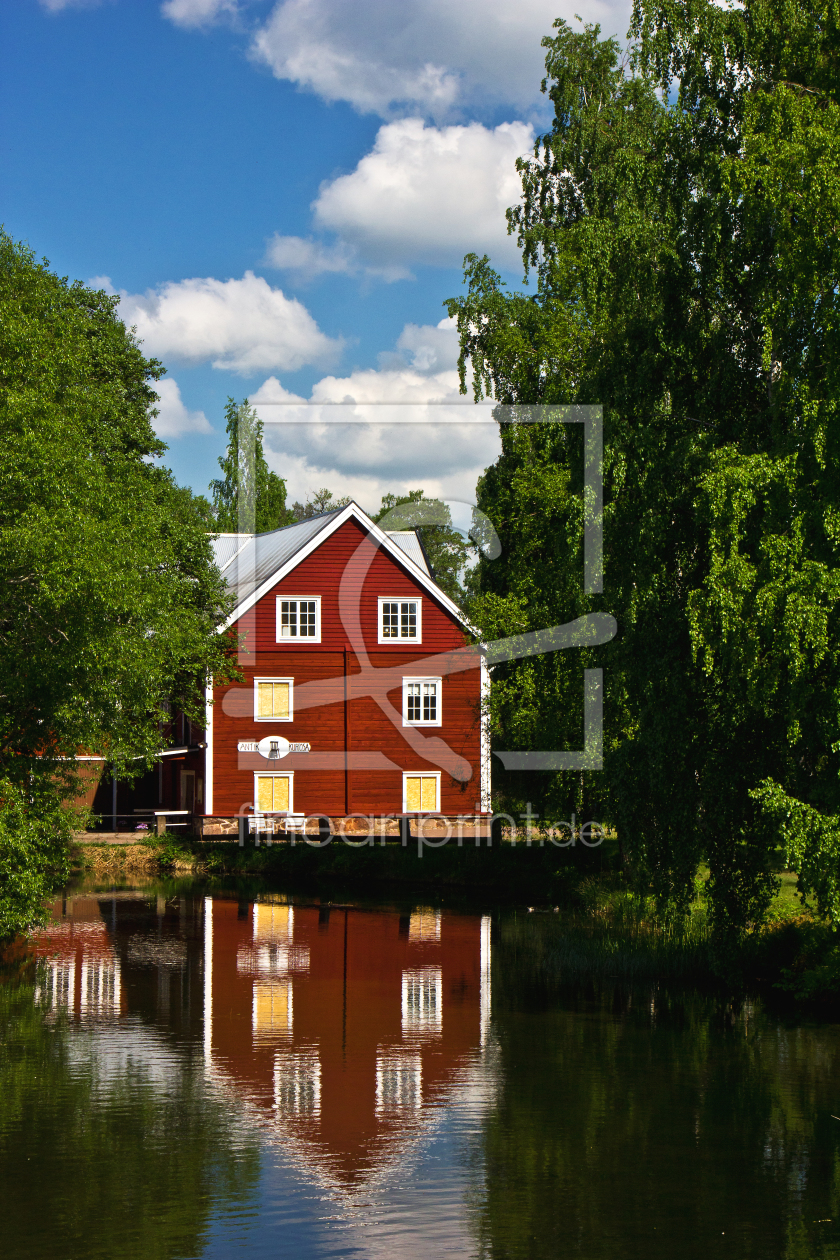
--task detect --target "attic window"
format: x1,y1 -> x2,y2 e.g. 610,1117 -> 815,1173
378,597 -> 421,643
276,597 -> 321,643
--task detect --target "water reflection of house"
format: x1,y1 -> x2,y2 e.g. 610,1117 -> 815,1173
34,891 -> 491,1189
204,898 -> 491,1186
34,896 -> 124,1018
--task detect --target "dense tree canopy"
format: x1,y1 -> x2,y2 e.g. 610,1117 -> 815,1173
447,0 -> 840,944
0,231 -> 237,932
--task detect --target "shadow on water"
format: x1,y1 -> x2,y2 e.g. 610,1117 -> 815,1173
0,885 -> 261,1260
474,913 -> 840,1260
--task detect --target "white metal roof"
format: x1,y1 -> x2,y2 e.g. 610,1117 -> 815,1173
210,511 -> 344,603
385,530 -> 430,575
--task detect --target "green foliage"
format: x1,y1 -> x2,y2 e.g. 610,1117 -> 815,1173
775,926 -> 840,1006
210,397 -> 293,533
752,780 -> 840,925
0,231 -> 237,934
142,830 -> 195,870
0,781 -> 72,938
374,489 -> 469,604
446,3 -> 840,950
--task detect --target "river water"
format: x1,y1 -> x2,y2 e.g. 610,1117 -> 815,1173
2,879 -> 840,1260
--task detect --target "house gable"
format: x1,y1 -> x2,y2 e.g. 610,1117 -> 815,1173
247,516 -> 465,654
220,502 -> 465,635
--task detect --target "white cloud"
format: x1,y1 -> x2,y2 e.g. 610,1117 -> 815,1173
263,119 -> 533,281
263,234 -> 357,280
39,0 -> 104,11
149,378 -> 213,438
248,0 -> 631,119
117,271 -> 341,375
248,320 -> 498,509
160,0 -> 238,28
378,316 -> 460,374
87,275 -> 118,294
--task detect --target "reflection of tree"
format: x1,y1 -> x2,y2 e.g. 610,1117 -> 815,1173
473,933 -> 840,1259
0,974 -> 261,1260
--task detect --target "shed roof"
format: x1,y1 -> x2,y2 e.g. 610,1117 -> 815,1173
385,530 -> 431,575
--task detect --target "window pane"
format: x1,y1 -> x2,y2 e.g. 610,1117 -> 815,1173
257,776 -> 274,812
300,601 -> 316,637
274,777 -> 290,812
400,602 -> 417,638
273,682 -> 290,718
280,601 -> 297,637
405,777 -> 422,812
382,602 -> 399,638
257,682 -> 274,717
407,682 -> 420,722
423,683 -> 436,722
420,777 -> 437,811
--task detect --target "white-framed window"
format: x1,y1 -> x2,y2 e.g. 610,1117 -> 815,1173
403,677 -> 441,726
254,678 -> 294,722
254,773 -> 294,815
378,597 -> 421,644
275,597 -> 321,643
402,772 -> 440,813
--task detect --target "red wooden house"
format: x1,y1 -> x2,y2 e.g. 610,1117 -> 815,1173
199,502 -> 489,834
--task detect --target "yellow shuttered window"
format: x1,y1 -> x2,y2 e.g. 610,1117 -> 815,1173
257,680 -> 290,719
404,775 -> 438,812
256,775 -> 290,813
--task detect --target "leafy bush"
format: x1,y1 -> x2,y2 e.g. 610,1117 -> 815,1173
0,780 -> 72,939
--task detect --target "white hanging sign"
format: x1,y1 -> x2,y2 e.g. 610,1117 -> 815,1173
237,738 -> 311,757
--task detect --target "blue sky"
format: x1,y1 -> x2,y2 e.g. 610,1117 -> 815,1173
1,0 -> 630,511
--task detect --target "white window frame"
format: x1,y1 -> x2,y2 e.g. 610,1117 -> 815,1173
402,771 -> 441,814
275,596 -> 321,644
254,677 -> 294,722
402,677 -> 442,727
253,772 -> 294,815
378,596 -> 422,644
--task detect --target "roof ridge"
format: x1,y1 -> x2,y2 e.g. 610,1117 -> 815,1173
254,505 -> 348,538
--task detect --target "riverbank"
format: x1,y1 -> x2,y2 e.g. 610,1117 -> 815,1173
72,832 -> 612,901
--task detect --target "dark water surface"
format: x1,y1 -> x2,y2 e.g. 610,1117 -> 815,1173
2,880 -> 840,1259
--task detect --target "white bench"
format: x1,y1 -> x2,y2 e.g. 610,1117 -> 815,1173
247,813 -> 306,840
248,815 -> 275,835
